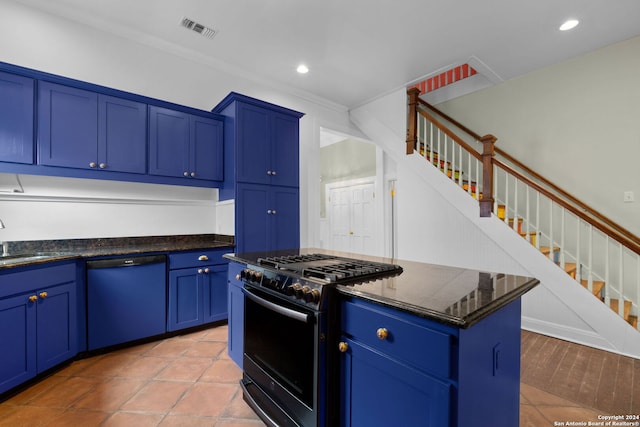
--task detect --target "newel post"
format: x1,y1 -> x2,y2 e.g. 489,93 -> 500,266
406,87 -> 420,155
479,134 -> 497,217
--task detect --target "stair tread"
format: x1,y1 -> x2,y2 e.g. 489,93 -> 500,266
539,246 -> 560,255
580,279 -> 605,297
609,298 -> 632,320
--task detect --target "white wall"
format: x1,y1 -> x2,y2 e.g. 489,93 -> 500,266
0,0 -> 359,242
437,35 -> 640,238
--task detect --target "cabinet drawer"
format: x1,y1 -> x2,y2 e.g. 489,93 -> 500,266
169,249 -> 229,269
341,299 -> 453,379
0,262 -> 76,298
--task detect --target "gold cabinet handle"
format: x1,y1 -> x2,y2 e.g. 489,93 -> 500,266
198,255 -> 209,261
39,292 -> 48,299
376,328 -> 389,340
28,295 -> 38,303
338,342 -> 349,353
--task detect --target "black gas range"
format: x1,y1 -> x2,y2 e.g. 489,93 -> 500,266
235,252 -> 403,427
240,253 -> 403,309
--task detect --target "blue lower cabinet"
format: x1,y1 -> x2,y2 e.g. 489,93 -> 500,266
227,262 -> 245,368
340,338 -> 451,427
0,263 -> 77,394
339,297 -> 522,427
167,250 -> 229,332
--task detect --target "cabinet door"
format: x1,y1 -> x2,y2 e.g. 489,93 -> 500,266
340,338 -> 451,427
148,106 -> 190,178
36,282 -> 77,372
227,263 -> 244,368
236,184 -> 300,253
191,115 -> 223,181
98,95 -> 147,174
0,293 -> 36,394
168,268 -> 202,331
203,264 -> 228,323
271,186 -> 300,251
0,72 -> 34,164
236,102 -> 270,184
270,111 -> 299,187
38,82 -> 98,168
235,183 -> 270,253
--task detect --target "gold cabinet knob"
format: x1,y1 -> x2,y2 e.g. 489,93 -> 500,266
39,292 -> 48,299
376,328 -> 389,340
198,268 -> 204,274
28,295 -> 38,303
198,255 -> 209,261
235,274 -> 241,280
204,268 -> 210,274
89,162 -> 97,168
338,342 -> 349,353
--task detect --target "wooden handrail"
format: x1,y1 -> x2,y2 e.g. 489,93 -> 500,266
417,109 -> 482,161
494,159 -> 640,255
412,94 -> 640,247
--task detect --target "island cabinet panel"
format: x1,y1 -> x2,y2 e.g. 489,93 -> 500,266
340,338 -> 451,427
167,249 -> 229,332
227,262 -> 245,369
149,106 -> 223,182
338,296 -> 522,427
0,71 -> 34,164
38,81 -> 147,173
0,262 -> 77,395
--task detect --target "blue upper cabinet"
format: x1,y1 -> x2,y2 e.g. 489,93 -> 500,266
38,82 -> 98,169
235,102 -> 300,187
0,71 -> 34,164
213,92 -> 304,199
149,106 -> 223,181
192,115 -> 224,181
98,95 -> 147,174
38,81 -> 147,173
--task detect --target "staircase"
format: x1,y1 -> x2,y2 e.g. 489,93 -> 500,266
406,88 -> 640,330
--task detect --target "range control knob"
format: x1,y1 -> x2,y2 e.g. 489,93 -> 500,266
295,285 -> 311,299
304,288 -> 321,304
288,283 -> 302,296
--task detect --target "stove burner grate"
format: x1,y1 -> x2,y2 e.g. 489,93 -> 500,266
257,254 -> 403,284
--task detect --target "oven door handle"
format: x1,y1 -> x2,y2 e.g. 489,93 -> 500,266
243,288 -> 310,323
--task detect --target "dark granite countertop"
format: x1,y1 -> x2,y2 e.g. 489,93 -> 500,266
226,248 -> 539,329
0,234 -> 234,269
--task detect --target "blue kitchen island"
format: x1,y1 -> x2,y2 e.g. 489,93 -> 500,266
226,249 -> 539,427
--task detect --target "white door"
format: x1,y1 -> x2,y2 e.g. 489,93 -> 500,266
328,181 -> 376,255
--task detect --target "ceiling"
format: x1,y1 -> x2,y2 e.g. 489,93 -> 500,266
11,0 -> 640,109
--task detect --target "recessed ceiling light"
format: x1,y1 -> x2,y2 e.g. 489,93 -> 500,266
559,19 -> 579,31
297,64 -> 309,74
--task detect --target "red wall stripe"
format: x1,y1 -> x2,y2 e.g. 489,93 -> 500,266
411,64 -> 478,95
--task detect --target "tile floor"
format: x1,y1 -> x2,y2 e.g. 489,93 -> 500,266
0,325 -> 631,426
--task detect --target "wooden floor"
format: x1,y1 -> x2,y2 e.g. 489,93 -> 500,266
521,329 -> 640,414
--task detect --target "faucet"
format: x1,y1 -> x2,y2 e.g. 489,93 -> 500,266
0,219 -> 5,256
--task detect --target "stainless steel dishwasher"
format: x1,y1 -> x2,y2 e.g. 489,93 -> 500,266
87,254 -> 167,351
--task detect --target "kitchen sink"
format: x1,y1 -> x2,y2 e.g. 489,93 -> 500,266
0,253 -> 50,261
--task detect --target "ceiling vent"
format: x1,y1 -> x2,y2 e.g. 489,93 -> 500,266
179,17 -> 217,39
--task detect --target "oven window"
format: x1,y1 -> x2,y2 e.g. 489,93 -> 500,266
244,288 -> 316,408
